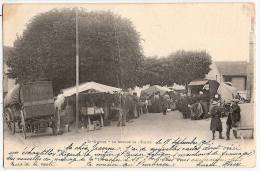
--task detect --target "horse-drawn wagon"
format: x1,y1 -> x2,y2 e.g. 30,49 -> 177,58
4,81 -> 59,139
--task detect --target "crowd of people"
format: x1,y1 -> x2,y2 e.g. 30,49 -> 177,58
175,89 -> 243,140
55,86 -> 243,141
116,91 -> 174,127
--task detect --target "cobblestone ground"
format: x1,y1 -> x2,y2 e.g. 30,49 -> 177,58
4,110 -> 254,147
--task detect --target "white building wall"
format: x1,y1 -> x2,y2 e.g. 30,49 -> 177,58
205,62 -> 222,83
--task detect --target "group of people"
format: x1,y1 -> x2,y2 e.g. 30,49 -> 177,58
175,90 -> 242,140
210,99 -> 241,140
116,91 -> 175,126
116,89 -> 242,141
176,92 -> 210,119
142,91 -> 173,115
115,92 -> 142,127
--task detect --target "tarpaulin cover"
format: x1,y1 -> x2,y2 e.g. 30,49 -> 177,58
4,84 -> 20,108
172,83 -> 185,91
189,79 -> 219,98
62,81 -> 122,97
217,82 -> 237,102
188,80 -> 208,86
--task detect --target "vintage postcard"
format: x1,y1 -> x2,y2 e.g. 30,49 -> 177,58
2,2 -> 256,168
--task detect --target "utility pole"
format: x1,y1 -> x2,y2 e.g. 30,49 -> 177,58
113,19 -> 123,111
113,21 -> 121,89
75,8 -> 79,132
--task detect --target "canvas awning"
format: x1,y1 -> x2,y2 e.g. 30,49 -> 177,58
62,81 -> 122,97
188,80 -> 208,86
140,85 -> 171,97
189,79 -> 220,98
217,82 -> 237,102
172,83 -> 185,91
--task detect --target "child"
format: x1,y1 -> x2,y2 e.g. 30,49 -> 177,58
210,101 -> 224,140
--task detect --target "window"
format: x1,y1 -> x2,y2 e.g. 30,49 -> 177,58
223,76 -> 232,82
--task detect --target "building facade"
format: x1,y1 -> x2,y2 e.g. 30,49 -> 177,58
215,61 -> 248,91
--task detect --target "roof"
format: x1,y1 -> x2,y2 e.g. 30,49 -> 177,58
62,81 -> 121,97
215,61 -> 248,76
189,80 -> 208,86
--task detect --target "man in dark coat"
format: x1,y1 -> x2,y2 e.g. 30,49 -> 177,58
226,100 -> 241,140
210,101 -> 224,140
133,92 -> 140,118
161,94 -> 169,115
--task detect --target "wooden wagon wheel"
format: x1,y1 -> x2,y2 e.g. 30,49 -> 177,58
5,108 -> 15,135
20,110 -> 27,139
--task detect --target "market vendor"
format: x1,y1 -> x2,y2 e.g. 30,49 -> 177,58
114,93 -> 128,127
190,99 -> 204,120
54,93 -> 66,133
54,93 -> 66,112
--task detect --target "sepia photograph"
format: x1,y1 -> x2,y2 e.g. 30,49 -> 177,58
1,2 -> 256,168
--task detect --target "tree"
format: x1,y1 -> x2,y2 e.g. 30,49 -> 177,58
165,50 -> 212,87
7,8 -> 143,94
140,51 -> 212,87
139,56 -> 169,86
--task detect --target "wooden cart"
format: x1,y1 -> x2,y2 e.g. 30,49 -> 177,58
4,85 -> 21,134
4,81 -> 58,139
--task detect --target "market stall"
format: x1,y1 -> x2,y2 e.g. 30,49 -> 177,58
188,79 -> 220,119
56,81 -> 121,131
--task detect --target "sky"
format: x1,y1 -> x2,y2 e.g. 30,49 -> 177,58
3,3 -> 255,61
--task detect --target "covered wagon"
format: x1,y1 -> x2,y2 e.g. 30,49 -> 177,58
4,81 -> 58,139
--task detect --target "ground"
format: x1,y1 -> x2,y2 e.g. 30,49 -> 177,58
3,110 -> 255,168
4,110 -> 254,147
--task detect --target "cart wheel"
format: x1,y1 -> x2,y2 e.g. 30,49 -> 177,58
20,111 -> 26,139
5,108 -> 15,135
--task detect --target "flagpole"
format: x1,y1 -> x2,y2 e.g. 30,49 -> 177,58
75,8 -> 79,132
